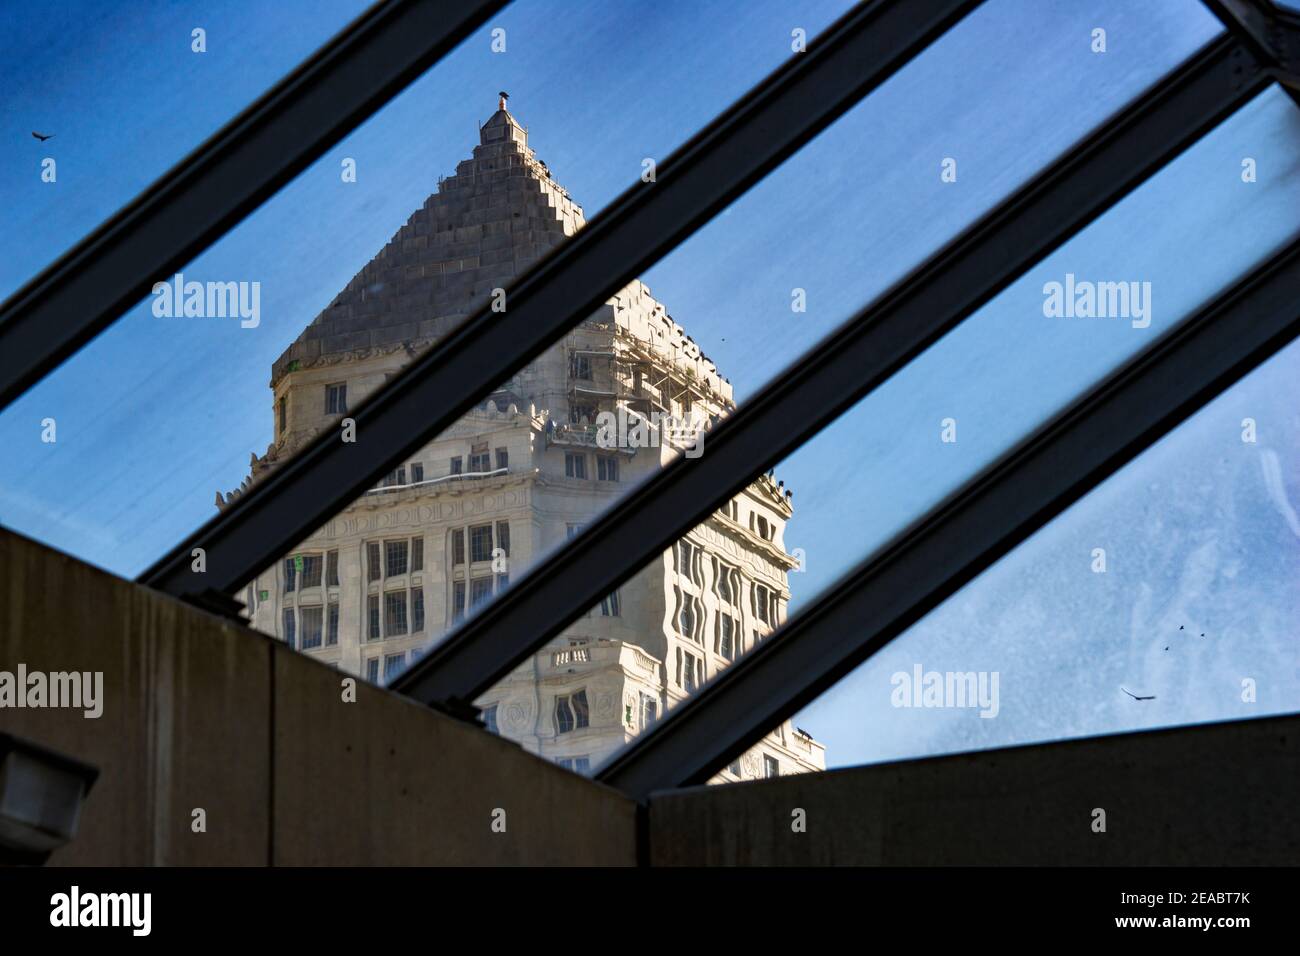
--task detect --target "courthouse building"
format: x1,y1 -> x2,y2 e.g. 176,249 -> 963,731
222,100 -> 825,780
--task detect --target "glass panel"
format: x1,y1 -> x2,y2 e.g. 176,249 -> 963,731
0,1 -> 1232,774
0,0 -> 371,301
792,335 -> 1300,770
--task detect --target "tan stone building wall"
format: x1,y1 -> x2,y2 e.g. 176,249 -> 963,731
225,103 -> 824,780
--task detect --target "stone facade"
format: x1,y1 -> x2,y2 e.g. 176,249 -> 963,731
228,103 -> 824,780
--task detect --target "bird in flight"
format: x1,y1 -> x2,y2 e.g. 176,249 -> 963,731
32,131 -> 54,142
1121,687 -> 1156,701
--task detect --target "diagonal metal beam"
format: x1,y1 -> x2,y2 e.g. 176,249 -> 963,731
1203,0 -> 1300,103
391,34 -> 1267,709
138,0 -> 984,599
598,235 -> 1300,799
0,0 -> 509,411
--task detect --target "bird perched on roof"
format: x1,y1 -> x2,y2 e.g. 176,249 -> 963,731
498,90 -> 509,111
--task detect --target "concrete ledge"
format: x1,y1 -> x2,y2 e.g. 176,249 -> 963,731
646,715 -> 1300,865
0,529 -> 636,866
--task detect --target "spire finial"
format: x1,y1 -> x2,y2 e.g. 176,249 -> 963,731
498,90 -> 509,111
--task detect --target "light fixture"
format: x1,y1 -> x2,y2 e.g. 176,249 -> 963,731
0,732 -> 99,865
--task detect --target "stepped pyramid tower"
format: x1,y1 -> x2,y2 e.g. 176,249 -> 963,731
228,98 -> 825,779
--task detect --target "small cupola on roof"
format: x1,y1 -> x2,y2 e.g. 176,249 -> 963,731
481,90 -> 527,148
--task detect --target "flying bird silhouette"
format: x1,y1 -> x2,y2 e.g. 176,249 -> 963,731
1121,687 -> 1156,701
31,131 -> 53,142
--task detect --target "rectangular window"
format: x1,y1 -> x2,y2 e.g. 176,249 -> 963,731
384,653 -> 406,681
366,541 -> 381,582
729,760 -> 742,777
411,537 -> 424,572
569,404 -> 596,425
682,650 -> 698,692
468,441 -> 491,473
675,647 -> 682,687
564,452 -> 587,479
326,549 -> 339,587
452,581 -> 466,624
469,524 -> 493,562
300,606 -> 323,649
764,755 -> 780,779
300,554 -> 322,589
570,354 -> 592,380
325,382 -> 347,414
384,591 -> 408,636
717,615 -> 735,661
639,692 -> 657,729
451,529 -> 465,566
554,690 -> 590,735
278,395 -> 287,435
482,704 -> 499,735
599,589 -> 621,617
495,573 -> 509,594
470,577 -> 493,610
366,658 -> 380,684
385,539 -> 409,577
282,608 -> 296,649
326,602 -> 339,646
566,523 -> 582,540
283,557 -> 297,593
674,587 -> 696,639
495,447 -> 508,470
495,521 -> 510,557
380,466 -> 406,488
412,587 -> 424,632
597,455 -> 619,481
753,583 -> 770,624
715,558 -> 735,603
450,456 -> 463,475
367,594 -> 380,641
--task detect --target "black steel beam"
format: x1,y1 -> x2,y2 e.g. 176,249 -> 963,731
1203,0 -> 1300,98
0,0 -> 508,411
138,0 -> 983,598
392,34 -> 1266,709
598,235 -> 1300,799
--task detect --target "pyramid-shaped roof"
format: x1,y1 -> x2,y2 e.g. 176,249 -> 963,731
271,102 -> 585,386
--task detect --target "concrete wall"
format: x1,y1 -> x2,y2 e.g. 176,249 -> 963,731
0,528 -> 636,865
647,715 -> 1300,865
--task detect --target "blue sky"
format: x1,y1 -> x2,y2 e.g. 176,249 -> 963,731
2,0 -> 1296,768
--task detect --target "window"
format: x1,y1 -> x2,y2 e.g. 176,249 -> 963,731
680,649 -> 700,692
325,382 -> 347,414
451,529 -> 465,566
569,404 -> 596,425
412,587 -> 424,632
385,539 -> 409,577
495,573 -> 509,593
570,354 -> 592,380
753,583 -> 771,624
554,690 -> 590,734
482,704 -> 499,735
565,523 -> 583,540
470,577 -> 493,610
366,658 -> 380,684
282,608 -> 296,649
450,456 -> 463,475
557,756 -> 591,773
300,606 -> 323,649
676,540 -> 700,583
411,462 -> 424,483
367,594 -> 380,641
326,602 -> 339,646
468,441 -> 491,473
366,541 -> 381,582
597,455 -> 619,481
384,653 -> 406,681
469,524 -> 493,562
764,755 -> 780,779
728,760 -> 742,777
410,537 -> 423,572
283,557 -> 297,593
495,521 -> 510,557
714,558 -> 739,604
495,447 -> 508,470
278,395 -> 287,435
639,692 -> 657,729
300,554 -> 322,588
385,591 -> 408,636
326,549 -> 339,587
674,586 -> 698,640
564,452 -> 587,478
380,466 -> 406,488
452,581 -> 466,624
599,589 -> 621,617
716,614 -> 735,661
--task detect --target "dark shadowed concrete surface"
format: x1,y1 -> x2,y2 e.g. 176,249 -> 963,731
647,716 -> 1299,865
